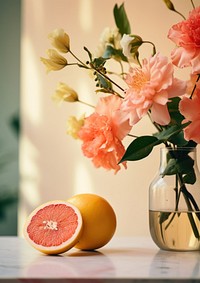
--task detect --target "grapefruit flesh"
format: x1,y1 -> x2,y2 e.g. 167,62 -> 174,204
24,200 -> 83,254
68,193 -> 117,250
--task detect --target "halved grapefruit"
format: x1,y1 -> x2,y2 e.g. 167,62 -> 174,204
23,200 -> 83,254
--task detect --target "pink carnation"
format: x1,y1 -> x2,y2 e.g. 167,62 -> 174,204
78,95 -> 131,173
121,53 -> 186,126
179,91 -> 200,144
168,7 -> 200,74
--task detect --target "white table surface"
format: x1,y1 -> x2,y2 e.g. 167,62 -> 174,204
1,236 -> 200,282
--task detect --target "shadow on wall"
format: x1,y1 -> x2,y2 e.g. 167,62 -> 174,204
0,113 -> 20,235
0,0 -> 21,235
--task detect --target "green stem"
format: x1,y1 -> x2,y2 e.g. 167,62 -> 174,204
174,10 -> 186,20
165,176 -> 181,230
127,133 -> 138,138
181,185 -> 200,219
191,0 -> 195,9
142,41 -> 157,55
78,100 -> 94,108
147,112 -> 163,132
69,50 -> 89,69
190,74 -> 200,99
92,66 -> 125,93
178,174 -> 200,239
165,212 -> 176,230
181,188 -> 200,239
119,61 -> 125,79
162,147 -> 200,239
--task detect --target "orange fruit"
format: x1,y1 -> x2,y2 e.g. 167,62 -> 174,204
67,193 -> 117,250
23,200 -> 83,255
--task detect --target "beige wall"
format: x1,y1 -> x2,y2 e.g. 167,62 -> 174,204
19,0 -> 200,237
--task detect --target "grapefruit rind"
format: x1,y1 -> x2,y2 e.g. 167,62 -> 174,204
23,200 -> 83,255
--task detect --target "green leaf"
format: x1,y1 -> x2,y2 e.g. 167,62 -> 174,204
168,97 -> 185,125
95,88 -> 114,94
120,136 -> 160,162
90,57 -> 113,90
113,3 -> 131,35
185,140 -> 197,148
92,57 -> 107,68
103,45 -> 128,62
162,155 -> 194,176
168,131 -> 188,146
176,155 -> 195,174
95,72 -> 112,90
162,158 -> 177,176
155,122 -> 190,142
183,170 -> 196,184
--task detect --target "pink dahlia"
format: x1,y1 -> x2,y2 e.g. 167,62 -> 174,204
179,91 -> 200,144
168,7 -> 200,74
78,95 -> 131,173
121,53 -> 186,126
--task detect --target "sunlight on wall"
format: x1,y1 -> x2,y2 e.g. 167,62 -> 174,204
22,37 -> 42,125
79,0 -> 93,32
19,1 -> 44,235
74,77 -> 96,195
74,162 -> 93,195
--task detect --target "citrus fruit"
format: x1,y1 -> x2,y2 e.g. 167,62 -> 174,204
67,193 -> 117,250
23,200 -> 83,255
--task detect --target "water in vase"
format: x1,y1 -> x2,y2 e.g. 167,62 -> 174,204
149,210 -> 200,251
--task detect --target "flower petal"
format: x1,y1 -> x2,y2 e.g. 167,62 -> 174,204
151,104 -> 170,125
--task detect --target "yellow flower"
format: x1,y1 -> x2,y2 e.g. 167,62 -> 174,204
40,49 -> 68,72
48,28 -> 70,53
52,82 -> 78,103
66,115 -> 85,139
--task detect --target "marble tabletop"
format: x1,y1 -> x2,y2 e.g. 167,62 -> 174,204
1,236 -> 200,282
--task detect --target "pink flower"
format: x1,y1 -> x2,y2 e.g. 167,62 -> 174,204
168,7 -> 200,74
121,53 -> 186,126
78,95 -> 131,173
179,90 -> 200,143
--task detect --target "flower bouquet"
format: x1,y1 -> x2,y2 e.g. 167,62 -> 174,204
41,1 -> 200,250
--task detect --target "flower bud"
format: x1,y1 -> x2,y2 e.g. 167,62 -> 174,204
40,49 -> 68,72
48,28 -> 70,53
120,34 -> 143,62
66,115 -> 85,139
52,82 -> 78,103
163,0 -> 175,12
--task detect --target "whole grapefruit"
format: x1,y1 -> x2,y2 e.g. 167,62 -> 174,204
68,193 -> 117,250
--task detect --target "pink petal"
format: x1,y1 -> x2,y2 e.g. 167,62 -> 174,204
153,90 -> 168,105
184,120 -> 200,143
171,47 -> 195,68
179,97 -> 197,121
191,52 -> 200,74
167,78 -> 187,98
151,103 -> 170,125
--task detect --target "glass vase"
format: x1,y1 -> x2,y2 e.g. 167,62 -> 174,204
149,147 -> 200,251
